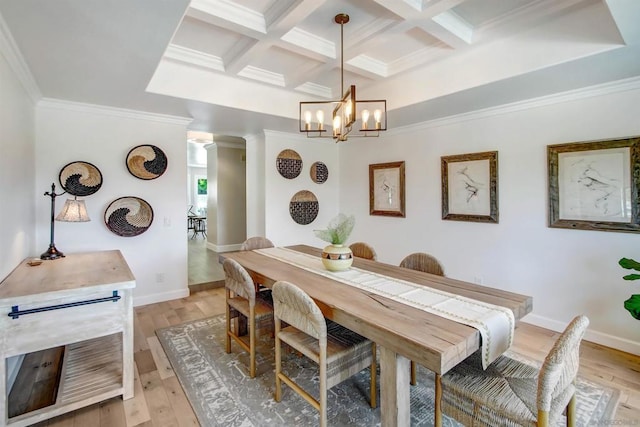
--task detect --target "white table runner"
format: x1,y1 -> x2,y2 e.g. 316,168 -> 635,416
256,247 -> 514,369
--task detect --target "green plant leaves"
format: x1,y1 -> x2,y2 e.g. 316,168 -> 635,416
619,257 -> 640,271
313,213 -> 355,245
624,294 -> 640,320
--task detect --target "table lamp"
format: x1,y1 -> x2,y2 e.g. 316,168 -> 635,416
41,183 -> 91,260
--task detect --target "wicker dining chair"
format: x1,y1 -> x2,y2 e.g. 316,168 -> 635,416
399,252 -> 445,385
223,258 -> 274,378
349,242 -> 377,261
440,315 -> 589,427
399,252 -> 445,276
241,236 -> 274,251
272,280 -> 377,427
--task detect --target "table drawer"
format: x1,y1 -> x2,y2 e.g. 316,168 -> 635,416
0,290 -> 127,357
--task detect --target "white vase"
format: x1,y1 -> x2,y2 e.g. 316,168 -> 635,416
321,244 -> 353,271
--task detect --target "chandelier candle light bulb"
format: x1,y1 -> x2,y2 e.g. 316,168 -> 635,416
316,110 -> 324,130
304,111 -> 312,130
374,109 -> 382,129
361,109 -> 370,129
333,115 -> 341,137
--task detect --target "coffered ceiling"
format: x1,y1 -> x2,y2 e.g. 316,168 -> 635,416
1,0 -> 639,138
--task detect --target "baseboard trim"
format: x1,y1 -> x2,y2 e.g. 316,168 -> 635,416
522,314 -> 640,356
189,280 -> 225,293
207,242 -> 243,252
134,288 -> 190,307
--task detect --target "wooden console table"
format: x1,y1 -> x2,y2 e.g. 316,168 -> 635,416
0,250 -> 136,426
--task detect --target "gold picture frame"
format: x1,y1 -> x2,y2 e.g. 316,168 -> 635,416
369,161 -> 405,217
548,136 -> 640,233
441,151 -> 498,223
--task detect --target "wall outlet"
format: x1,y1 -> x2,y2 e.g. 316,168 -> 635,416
163,217 -> 171,227
156,273 -> 165,283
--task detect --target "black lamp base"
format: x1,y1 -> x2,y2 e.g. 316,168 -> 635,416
41,244 -> 65,260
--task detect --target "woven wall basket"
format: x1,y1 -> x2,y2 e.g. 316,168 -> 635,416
59,161 -> 103,196
104,196 -> 154,237
289,190 -> 319,225
276,149 -> 302,179
126,144 -> 168,180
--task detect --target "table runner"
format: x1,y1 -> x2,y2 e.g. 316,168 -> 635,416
256,247 -> 514,369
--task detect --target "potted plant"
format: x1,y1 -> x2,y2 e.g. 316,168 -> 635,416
619,257 -> 640,320
314,213 -> 355,271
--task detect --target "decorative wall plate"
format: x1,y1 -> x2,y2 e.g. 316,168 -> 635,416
59,161 -> 103,196
289,190 -> 319,225
126,144 -> 168,180
104,196 -> 154,237
276,149 -> 302,179
310,161 -> 329,184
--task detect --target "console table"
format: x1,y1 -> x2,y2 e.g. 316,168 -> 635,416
0,250 -> 136,426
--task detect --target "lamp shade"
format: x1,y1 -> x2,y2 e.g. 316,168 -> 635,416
56,198 -> 90,222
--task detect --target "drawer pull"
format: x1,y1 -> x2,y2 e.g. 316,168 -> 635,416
8,291 -> 120,319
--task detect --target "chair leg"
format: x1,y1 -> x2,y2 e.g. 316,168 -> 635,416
225,294 -> 231,354
566,394 -> 576,427
538,409 -> 549,427
249,306 -> 256,378
410,360 -> 417,385
370,342 -> 377,408
274,318 -> 282,402
319,344 -> 328,427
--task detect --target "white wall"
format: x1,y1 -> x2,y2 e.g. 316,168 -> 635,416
338,83 -> 640,353
264,130 -> 340,247
35,100 -> 191,306
0,26 -> 36,394
211,143 -> 246,249
245,133 -> 266,237
0,33 -> 35,281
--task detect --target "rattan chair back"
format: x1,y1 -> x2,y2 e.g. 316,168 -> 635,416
399,252 -> 445,276
349,242 -> 377,261
241,236 -> 274,251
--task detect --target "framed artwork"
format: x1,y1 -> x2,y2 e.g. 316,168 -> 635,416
197,178 -> 207,195
441,151 -> 498,223
369,161 -> 405,217
548,136 -> 640,233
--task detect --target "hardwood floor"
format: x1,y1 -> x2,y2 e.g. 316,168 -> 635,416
187,236 -> 225,287
28,277 -> 640,425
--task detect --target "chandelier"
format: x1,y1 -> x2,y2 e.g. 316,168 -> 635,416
299,13 -> 387,142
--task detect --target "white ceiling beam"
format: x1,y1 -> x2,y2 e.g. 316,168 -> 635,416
188,0 -> 266,39
427,11 -> 473,47
165,44 -> 225,72
237,66 -> 285,87
224,0 -> 326,76
605,0 -> 640,44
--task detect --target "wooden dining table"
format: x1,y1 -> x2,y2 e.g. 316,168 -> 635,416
221,245 -> 532,426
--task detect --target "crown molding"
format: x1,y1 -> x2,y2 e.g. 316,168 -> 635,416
165,44 -> 225,72
0,12 -> 41,104
190,0 -> 266,34
391,76 -> 640,136
38,98 -> 192,126
281,27 -> 335,58
295,82 -> 333,99
238,65 -> 285,86
348,54 -> 388,77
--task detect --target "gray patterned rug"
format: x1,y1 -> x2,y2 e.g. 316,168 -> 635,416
156,315 -> 620,426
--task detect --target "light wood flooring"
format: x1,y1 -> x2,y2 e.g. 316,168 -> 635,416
28,251 -> 640,426
187,236 -> 224,287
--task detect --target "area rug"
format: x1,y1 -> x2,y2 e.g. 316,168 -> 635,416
156,315 -> 620,426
